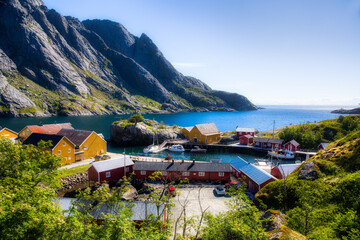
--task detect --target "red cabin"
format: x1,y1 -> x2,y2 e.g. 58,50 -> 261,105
236,127 -> 258,139
271,163 -> 301,179
231,157 -> 276,193
133,161 -> 231,182
239,135 -> 254,145
318,143 -> 329,151
88,156 -> 134,183
283,140 -> 300,152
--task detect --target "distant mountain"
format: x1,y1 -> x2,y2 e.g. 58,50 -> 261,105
0,0 -> 257,117
331,107 -> 360,114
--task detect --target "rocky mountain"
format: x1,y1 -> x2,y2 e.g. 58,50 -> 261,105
0,0 -> 257,117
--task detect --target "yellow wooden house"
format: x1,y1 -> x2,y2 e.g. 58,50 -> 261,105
185,123 -> 221,144
181,127 -> 193,139
0,127 -> 18,141
57,129 -> 107,160
22,133 -> 76,165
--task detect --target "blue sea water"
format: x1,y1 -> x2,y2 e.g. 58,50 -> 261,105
0,105 -> 353,163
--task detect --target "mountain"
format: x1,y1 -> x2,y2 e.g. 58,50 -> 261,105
0,0 -> 257,117
331,107 -> 360,114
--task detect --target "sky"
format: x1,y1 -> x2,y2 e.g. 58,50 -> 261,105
43,0 -> 360,106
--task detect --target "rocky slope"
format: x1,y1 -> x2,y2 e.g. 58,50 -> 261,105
0,0 -> 257,117
110,119 -> 180,146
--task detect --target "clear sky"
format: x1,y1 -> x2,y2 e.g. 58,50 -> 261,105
43,0 -> 360,106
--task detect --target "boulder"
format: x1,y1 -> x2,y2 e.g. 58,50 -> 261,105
298,161 -> 318,180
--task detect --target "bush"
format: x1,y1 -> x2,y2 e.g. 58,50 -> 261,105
128,114 -> 144,123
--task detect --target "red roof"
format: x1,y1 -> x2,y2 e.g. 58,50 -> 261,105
26,123 -> 73,134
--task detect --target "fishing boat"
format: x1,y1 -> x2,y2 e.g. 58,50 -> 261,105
143,144 -> 161,153
168,144 -> 185,152
190,146 -> 207,153
268,150 -> 295,160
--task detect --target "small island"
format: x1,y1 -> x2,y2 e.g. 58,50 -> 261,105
331,107 -> 360,114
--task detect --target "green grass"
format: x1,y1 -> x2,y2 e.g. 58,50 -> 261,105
56,164 -> 90,179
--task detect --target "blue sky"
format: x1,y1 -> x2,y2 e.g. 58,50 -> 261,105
43,0 -> 360,106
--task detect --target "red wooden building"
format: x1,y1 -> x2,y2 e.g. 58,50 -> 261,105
231,157 -> 277,192
239,135 -> 254,145
88,156 -> 134,183
318,143 -> 329,151
235,127 -> 258,138
271,163 -> 301,179
283,140 -> 300,152
133,161 -> 231,182
253,137 -> 284,150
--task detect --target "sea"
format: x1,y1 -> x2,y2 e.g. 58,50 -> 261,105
0,105 -> 355,164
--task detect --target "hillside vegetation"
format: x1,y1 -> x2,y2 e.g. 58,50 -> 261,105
278,115 -> 360,149
255,120 -> 360,239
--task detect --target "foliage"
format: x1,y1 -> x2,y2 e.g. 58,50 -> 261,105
278,115 -> 360,149
56,164 -> 90,179
129,113 -> 145,123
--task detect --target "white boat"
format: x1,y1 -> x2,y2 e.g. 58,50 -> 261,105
168,144 -> 185,152
190,146 -> 207,153
268,150 -> 295,160
143,144 -> 161,153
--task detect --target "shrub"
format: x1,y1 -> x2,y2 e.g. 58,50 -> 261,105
128,113 -> 144,123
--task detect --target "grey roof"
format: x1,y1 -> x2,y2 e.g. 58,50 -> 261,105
273,164 -> 301,177
285,140 -> 300,147
231,157 -> 276,185
23,133 -> 73,149
57,129 -> 93,147
183,127 -> 193,132
134,161 -> 231,172
55,198 -> 164,220
90,156 -> 134,173
236,127 -> 258,133
254,137 -> 284,144
194,123 -> 220,135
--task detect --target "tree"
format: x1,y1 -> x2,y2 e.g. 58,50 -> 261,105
129,113 -> 145,124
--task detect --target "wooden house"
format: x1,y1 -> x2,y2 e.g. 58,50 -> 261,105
181,127 -> 193,138
283,140 -> 300,152
254,137 -> 284,150
231,157 -> 277,192
133,161 -> 231,182
88,156 -> 134,183
187,123 -> 221,144
239,135 -> 254,145
235,127 -> 258,138
57,129 -> 107,160
0,127 -> 18,141
22,133 -> 76,164
271,163 -> 301,179
318,143 -> 329,151
19,123 -> 73,141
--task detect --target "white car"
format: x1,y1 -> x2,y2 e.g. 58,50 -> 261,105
214,186 -> 226,196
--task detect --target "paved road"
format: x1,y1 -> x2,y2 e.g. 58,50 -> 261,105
171,187 -> 230,237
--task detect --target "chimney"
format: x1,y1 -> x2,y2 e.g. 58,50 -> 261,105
38,122 -> 43,126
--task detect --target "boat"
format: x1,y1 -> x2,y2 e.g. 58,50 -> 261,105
190,146 -> 207,153
143,144 -> 161,153
168,144 -> 185,152
268,150 -> 295,160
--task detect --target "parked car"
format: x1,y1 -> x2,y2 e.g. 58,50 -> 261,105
214,186 -> 226,196
245,192 -> 255,201
166,186 -> 176,197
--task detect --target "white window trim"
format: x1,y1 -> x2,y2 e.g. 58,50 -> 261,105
106,171 -> 111,178
161,171 -> 167,176
218,172 -> 224,177
141,170 -> 146,175
63,142 -> 66,146
58,150 -> 61,155
199,172 -> 205,177
182,172 -> 189,176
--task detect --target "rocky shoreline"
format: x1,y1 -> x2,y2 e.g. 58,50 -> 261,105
57,172 -> 90,197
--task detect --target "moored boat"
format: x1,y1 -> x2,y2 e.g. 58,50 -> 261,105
168,144 -> 185,152
190,146 -> 207,153
268,150 -> 295,160
143,144 -> 160,153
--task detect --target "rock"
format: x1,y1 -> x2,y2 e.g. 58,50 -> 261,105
298,161 -> 318,180
0,0 -> 257,117
110,119 -> 180,146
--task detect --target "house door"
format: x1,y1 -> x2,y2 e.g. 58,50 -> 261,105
194,137 -> 198,143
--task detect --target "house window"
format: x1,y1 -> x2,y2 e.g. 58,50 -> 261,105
161,171 -> 167,176
106,172 -> 111,178
58,150 -> 61,155
126,167 -> 130,172
84,146 -> 88,150
199,172 -> 205,177
68,149 -> 71,153
27,129 -> 29,134
182,172 -> 189,176
141,171 -> 146,175
101,149 -> 104,153
68,156 -> 71,160
63,142 -> 66,146
218,172 -> 224,177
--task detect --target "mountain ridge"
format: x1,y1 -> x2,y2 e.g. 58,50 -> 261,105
0,0 -> 257,117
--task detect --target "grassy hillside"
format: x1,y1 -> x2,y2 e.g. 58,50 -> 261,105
255,128 -> 360,239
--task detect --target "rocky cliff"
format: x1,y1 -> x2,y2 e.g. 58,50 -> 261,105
0,0 -> 257,117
